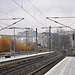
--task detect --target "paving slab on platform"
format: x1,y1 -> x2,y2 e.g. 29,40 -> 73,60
45,56 -> 75,75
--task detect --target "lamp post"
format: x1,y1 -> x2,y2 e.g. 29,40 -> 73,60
72,33 -> 74,50
49,26 -> 51,50
8,27 -> 16,57
14,27 -> 15,57
26,29 -> 28,55
36,28 -> 38,54
25,28 -> 30,54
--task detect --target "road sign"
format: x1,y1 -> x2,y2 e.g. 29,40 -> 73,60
38,44 -> 41,46
47,43 -> 49,47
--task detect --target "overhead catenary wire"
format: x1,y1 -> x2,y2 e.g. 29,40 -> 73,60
27,0 -> 74,30
47,16 -> 75,27
68,21 -> 75,26
27,0 -> 47,22
28,0 -> 49,28
0,22 -> 7,27
0,5 -> 36,29
0,24 -> 2,28
46,17 -> 74,30
24,19 -> 36,28
0,18 -> 35,30
12,0 -> 74,30
0,10 -> 32,28
12,0 -> 45,27
0,18 -> 24,31
46,17 -> 75,18
28,0 -> 46,17
0,10 -> 19,18
0,10 -> 33,28
0,18 -> 24,20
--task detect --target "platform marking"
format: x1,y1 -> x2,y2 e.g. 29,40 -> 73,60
44,57 -> 68,75
58,57 -> 72,75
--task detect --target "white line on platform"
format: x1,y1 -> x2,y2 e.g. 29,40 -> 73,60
44,57 -> 69,75
58,57 -> 72,75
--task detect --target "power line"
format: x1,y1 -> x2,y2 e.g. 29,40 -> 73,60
13,0 -> 73,30
28,0 -> 46,17
28,0 -> 65,29
0,2 -> 42,29
0,10 -> 19,18
24,19 -> 36,28
0,18 -> 24,31
42,26 -> 66,29
69,21 -> 75,26
0,18 -> 35,30
0,5 -> 35,30
0,18 -> 24,29
7,27 -> 30,29
0,22 -> 8,28
27,0 -> 75,30
0,22 -> 7,25
0,14 -> 36,28
46,17 -> 74,30
28,0 -> 51,28
47,17 -> 75,18
47,16 -> 75,28
0,23 -> 2,28
0,18 -> 24,20
12,0 -> 45,27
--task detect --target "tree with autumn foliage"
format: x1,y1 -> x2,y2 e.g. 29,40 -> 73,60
28,46 -> 31,51
0,40 -> 1,51
0,36 -> 35,53
9,39 -> 18,52
17,42 -> 26,51
16,41 -> 21,51
9,39 -> 14,50
31,44 -> 35,50
20,43 -> 26,51
9,39 -> 26,52
0,36 -> 10,52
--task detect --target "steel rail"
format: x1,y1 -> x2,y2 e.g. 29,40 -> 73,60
0,53 -> 59,75
29,54 -> 66,75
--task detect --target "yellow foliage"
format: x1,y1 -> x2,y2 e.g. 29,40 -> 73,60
11,49 -> 14,54
0,36 -> 10,52
0,36 -> 34,52
17,42 -> 26,51
28,46 -> 31,50
4,51 -> 7,53
31,44 -> 35,50
20,43 -> 26,51
28,43 -> 30,46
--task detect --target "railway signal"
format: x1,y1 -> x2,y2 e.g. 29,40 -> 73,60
73,33 -> 74,40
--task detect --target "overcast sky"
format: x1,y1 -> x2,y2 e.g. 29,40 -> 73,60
0,0 -> 75,34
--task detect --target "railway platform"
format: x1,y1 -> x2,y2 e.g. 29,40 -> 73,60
0,51 -> 52,63
45,56 -> 75,75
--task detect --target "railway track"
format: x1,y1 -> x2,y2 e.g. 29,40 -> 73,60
0,52 -> 65,75
29,54 -> 66,75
